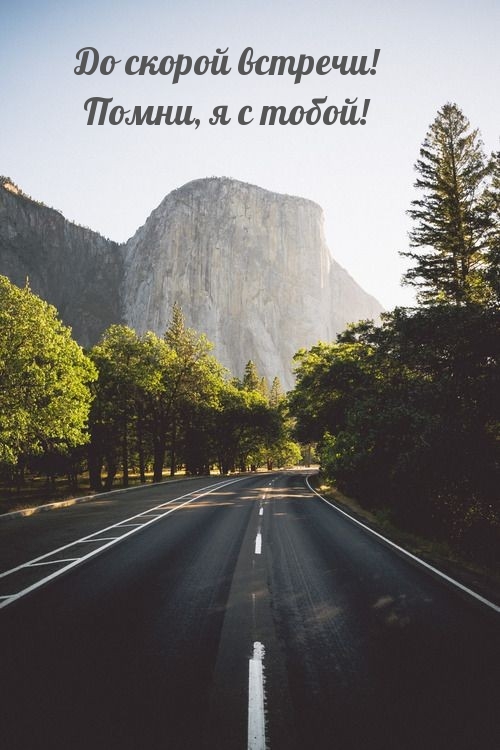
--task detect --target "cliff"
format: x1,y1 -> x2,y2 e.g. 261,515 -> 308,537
0,176 -> 383,388
0,177 -> 124,346
123,178 -> 382,388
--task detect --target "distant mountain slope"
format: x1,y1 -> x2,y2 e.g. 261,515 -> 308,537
0,176 -> 382,387
0,177 -> 124,346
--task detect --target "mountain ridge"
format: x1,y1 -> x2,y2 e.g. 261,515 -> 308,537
0,175 -> 383,388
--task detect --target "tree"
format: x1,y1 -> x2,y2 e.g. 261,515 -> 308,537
401,103 -> 492,305
89,326 -> 145,490
144,305 -> 223,480
164,304 -> 224,476
269,376 -> 285,408
0,276 -> 96,474
483,149 -> 500,303
242,360 -> 261,392
289,307 -> 500,562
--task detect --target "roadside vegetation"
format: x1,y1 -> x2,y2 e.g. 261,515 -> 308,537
289,103 -> 500,572
1,101 -> 498,588
0,294 -> 301,513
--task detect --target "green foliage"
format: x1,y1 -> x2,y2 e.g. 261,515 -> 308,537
290,304 -> 500,563
401,103 -> 494,305
0,276 -> 96,466
289,103 -> 500,563
89,325 -> 146,488
269,376 -> 285,408
85,306 -> 297,485
483,150 -> 500,303
241,360 -> 262,392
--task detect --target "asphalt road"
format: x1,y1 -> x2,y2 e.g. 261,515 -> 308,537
0,471 -> 498,750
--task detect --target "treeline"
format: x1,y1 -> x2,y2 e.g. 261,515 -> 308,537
88,307 -> 299,489
289,103 -> 499,564
0,284 -> 300,491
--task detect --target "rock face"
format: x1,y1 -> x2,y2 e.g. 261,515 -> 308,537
0,176 -> 382,389
123,178 -> 382,388
0,177 -> 124,347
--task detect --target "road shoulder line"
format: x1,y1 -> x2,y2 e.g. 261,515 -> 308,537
305,477 -> 500,615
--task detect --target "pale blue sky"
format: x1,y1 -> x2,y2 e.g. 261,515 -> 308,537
1,0 -> 499,308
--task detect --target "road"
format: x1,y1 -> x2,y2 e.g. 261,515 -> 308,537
0,471 -> 498,750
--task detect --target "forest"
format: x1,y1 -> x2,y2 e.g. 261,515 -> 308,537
0,286 -> 299,503
0,103 -> 498,569
289,103 -> 499,565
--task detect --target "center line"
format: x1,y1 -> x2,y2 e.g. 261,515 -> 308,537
248,641 -> 266,750
254,533 -> 262,555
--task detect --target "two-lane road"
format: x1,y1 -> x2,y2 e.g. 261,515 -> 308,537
1,472 -> 498,749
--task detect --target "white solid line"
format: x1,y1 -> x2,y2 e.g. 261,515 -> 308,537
113,523 -> 144,528
77,538 -> 121,542
83,537 -> 121,541
27,559 -> 79,566
255,533 -> 262,555
248,642 -> 266,750
0,476 -> 250,610
305,477 -> 500,615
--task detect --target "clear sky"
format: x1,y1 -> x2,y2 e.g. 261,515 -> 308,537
1,0 -> 499,309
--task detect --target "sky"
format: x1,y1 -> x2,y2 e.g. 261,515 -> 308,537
1,0 -> 499,310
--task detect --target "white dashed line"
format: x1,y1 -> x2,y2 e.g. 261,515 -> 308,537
254,533 -> 262,555
248,641 -> 266,750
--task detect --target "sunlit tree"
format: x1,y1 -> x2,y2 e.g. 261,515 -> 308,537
0,276 -> 96,477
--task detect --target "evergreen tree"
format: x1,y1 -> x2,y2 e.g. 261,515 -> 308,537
483,150 -> 500,302
259,376 -> 270,401
242,360 -> 261,391
401,103 -> 491,305
269,376 -> 285,408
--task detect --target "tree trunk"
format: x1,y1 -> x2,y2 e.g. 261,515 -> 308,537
15,456 -> 26,492
104,454 -> 117,491
169,417 -> 177,477
88,445 -> 103,491
122,419 -> 129,488
153,434 -> 166,483
137,408 -> 146,483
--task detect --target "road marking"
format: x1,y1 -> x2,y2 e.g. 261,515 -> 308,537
77,538 -> 120,542
254,533 -> 262,555
0,476 -> 250,610
247,642 -> 266,750
305,477 -> 500,615
259,507 -> 264,517
82,537 -> 121,541
27,559 -> 79,566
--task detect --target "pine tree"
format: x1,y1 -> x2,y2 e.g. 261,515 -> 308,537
483,150 -> 500,303
259,376 -> 270,401
269,376 -> 285,408
242,360 -> 261,391
401,103 -> 491,305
